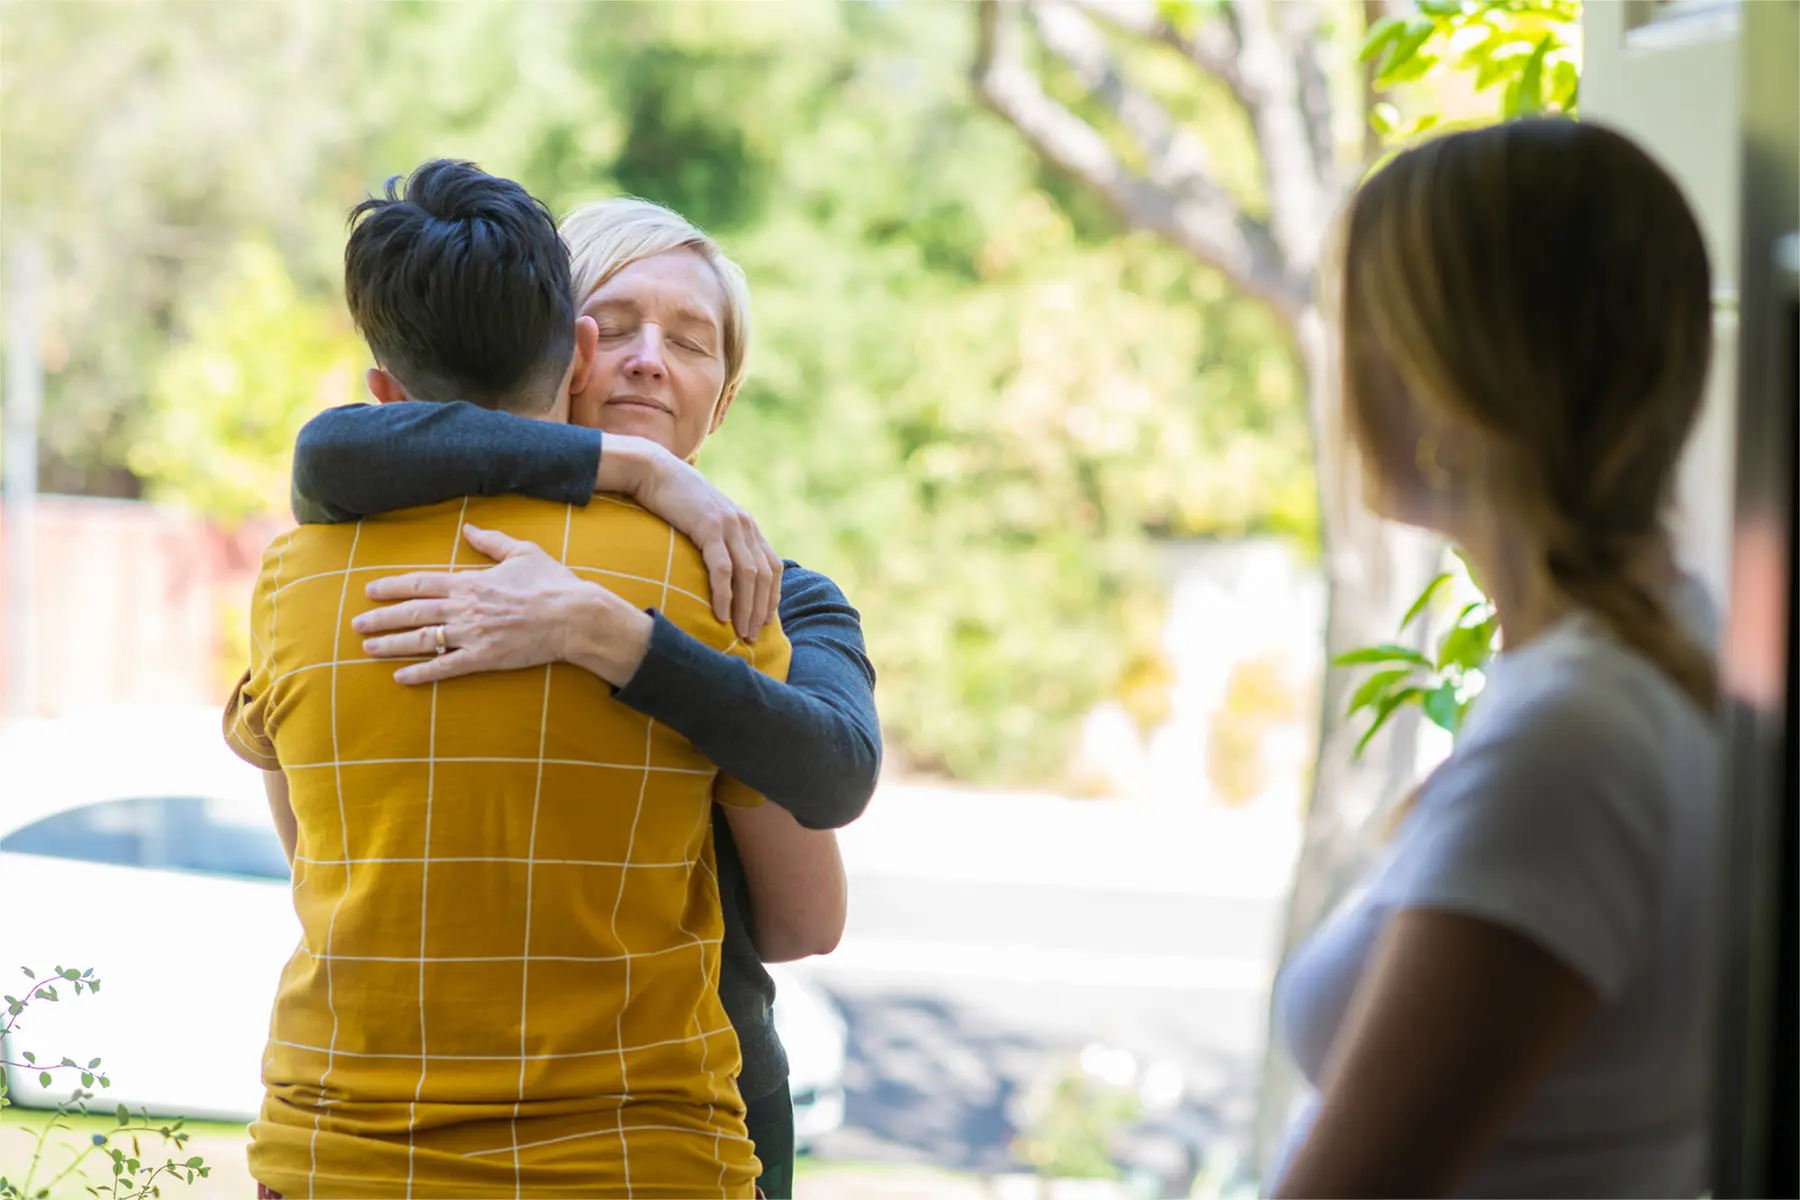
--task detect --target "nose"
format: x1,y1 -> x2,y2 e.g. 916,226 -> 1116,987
623,325 -> 668,383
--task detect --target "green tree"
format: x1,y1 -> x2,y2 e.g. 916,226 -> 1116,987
2,0 -> 1315,784
130,240 -> 363,522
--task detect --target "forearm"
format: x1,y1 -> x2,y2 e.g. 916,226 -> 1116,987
722,801 -> 846,962
291,401 -> 604,523
613,611 -> 879,829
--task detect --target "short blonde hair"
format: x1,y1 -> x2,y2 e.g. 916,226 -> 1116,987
559,198 -> 752,400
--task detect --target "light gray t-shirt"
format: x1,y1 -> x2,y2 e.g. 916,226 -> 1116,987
1271,578 -> 1721,1198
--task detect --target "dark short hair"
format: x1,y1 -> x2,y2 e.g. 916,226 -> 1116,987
344,160 -> 575,412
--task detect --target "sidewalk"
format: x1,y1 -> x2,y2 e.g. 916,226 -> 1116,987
839,784 -> 1303,902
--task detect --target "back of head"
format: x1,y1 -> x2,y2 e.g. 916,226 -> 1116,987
1340,118 -> 1717,708
559,197 -> 752,399
345,160 -> 575,413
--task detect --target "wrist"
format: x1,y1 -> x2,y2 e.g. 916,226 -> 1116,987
561,583 -> 655,688
593,433 -> 668,499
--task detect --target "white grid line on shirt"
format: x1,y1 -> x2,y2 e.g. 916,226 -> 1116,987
612,524 -> 676,1197
512,505 -> 571,1199
271,1022 -> 734,1061
408,497 -> 466,1200
293,855 -> 691,869
680,795 -> 727,1199
278,754 -> 713,776
297,940 -> 717,965
312,520 -> 363,1197
267,561 -> 710,610
463,1122 -> 754,1161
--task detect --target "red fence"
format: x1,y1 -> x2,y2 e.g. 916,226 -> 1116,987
0,496 -> 288,718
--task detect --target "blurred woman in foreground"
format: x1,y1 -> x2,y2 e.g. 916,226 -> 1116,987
1271,119 -> 1721,1197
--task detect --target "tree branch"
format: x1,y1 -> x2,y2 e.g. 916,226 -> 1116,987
1282,0 -> 1338,184
1062,0 -> 1250,111
972,0 -> 1302,321
1227,0 -> 1334,274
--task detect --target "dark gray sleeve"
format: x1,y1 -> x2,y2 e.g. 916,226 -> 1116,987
613,566 -> 881,831
290,401 -> 603,524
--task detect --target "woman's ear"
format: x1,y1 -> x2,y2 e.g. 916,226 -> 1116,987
568,315 -> 601,395
366,367 -> 410,405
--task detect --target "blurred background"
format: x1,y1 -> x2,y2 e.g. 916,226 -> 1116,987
0,0 -> 1630,1196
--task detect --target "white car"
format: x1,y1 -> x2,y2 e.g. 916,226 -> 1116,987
0,706 -> 847,1147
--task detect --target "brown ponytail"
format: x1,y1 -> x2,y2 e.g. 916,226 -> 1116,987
1340,118 -> 1718,712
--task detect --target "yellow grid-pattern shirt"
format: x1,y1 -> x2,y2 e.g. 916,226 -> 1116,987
224,494 -> 789,1199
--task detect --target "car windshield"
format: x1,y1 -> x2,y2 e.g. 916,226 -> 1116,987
1,795 -> 288,881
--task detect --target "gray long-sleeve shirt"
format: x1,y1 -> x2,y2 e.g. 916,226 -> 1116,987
291,400 -> 880,1101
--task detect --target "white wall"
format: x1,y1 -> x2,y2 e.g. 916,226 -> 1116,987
1581,0 -> 1743,603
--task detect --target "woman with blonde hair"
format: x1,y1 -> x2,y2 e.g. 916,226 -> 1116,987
290,195 -> 877,1199
1270,119 -> 1721,1197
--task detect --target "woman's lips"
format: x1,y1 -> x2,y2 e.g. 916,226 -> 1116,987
606,396 -> 670,414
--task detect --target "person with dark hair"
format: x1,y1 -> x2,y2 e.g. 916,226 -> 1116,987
285,195 -> 877,1200
1270,120 -> 1721,1197
224,160 -> 785,1198
343,159 -> 578,410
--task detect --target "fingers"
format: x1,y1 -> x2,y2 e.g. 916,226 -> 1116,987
366,571 -> 457,602
392,649 -> 481,686
701,538 -> 735,626
462,523 -> 531,562
352,599 -> 453,638
729,520 -> 760,642
361,622 -> 450,661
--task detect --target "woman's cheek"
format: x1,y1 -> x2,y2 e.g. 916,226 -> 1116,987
571,387 -> 606,430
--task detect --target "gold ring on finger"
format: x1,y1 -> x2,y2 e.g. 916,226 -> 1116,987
434,625 -> 448,656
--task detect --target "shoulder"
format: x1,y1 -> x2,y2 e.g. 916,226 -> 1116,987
1401,620 -> 1716,886
778,562 -> 860,616
1458,618 -> 1713,787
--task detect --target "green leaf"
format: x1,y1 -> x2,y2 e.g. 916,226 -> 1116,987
38,1071 -> 52,1088
1552,57 -> 1579,109
82,1072 -> 95,1087
88,979 -> 100,995
1334,643 -> 1431,668
1376,20 -> 1437,84
1510,33 -> 1553,117
1353,686 -> 1424,759
1438,616 -> 1498,673
1349,666 -> 1416,715
1359,14 -> 1408,62
1402,572 -> 1453,631
88,1057 -> 101,1069
19,968 -> 33,980
1423,681 -> 1461,732
21,1051 -> 34,1065
117,1103 -> 130,1125
183,1158 -> 203,1171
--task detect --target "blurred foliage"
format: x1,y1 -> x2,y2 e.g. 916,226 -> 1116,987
1207,653 -> 1306,805
132,241 -> 362,523
1,0 -> 1317,784
1364,0 -> 1580,142
1011,1056 -> 1141,1180
1337,559 -> 1496,757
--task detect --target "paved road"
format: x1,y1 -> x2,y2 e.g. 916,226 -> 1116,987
795,793 -> 1298,1184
